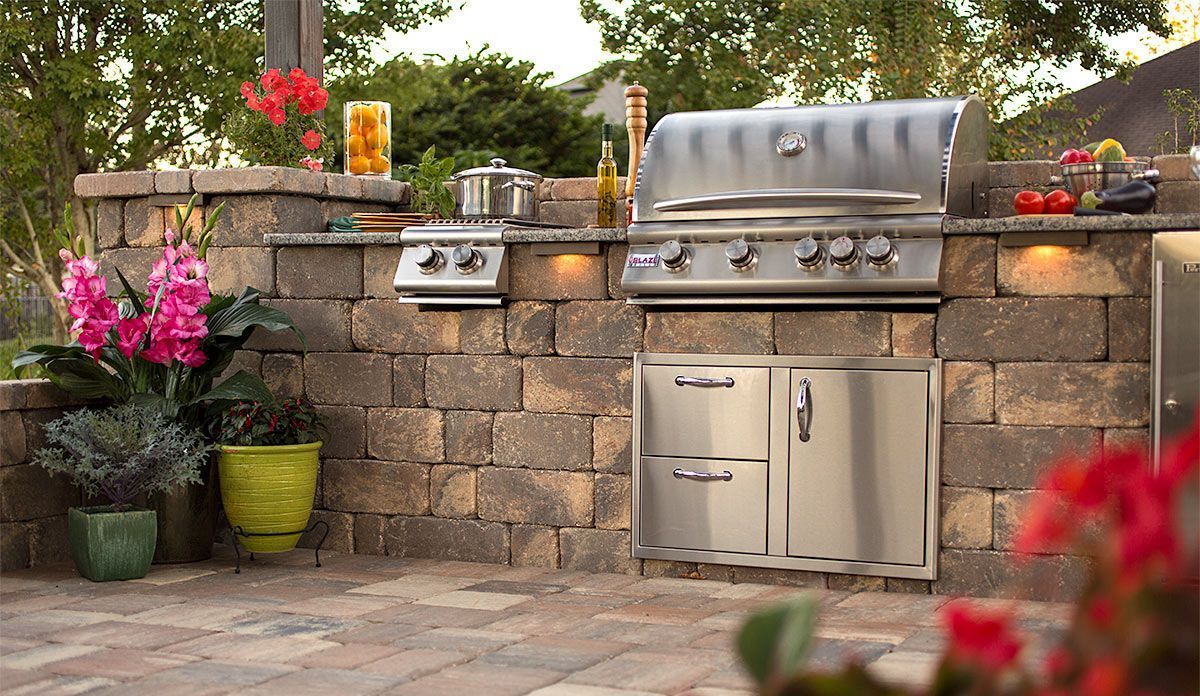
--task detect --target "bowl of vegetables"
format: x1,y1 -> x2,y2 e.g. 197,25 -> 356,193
1053,139 -> 1157,195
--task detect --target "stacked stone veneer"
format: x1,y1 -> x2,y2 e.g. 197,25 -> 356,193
3,159 -> 1196,600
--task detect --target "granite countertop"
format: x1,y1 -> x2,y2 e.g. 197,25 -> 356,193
945,213 -> 1200,234
502,227 -> 626,243
264,227 -> 627,246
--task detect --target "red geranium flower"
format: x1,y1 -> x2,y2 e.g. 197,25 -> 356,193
267,108 -> 286,126
301,129 -> 321,150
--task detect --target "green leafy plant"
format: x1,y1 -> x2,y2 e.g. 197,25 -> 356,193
224,68 -> 334,169
1155,88 -> 1200,155
215,398 -> 326,446
400,145 -> 456,218
34,404 -> 210,511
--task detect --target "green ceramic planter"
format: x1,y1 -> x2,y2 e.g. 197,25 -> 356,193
218,441 -> 321,553
68,506 -> 157,582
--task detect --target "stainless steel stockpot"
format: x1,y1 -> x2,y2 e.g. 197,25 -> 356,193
451,158 -> 543,220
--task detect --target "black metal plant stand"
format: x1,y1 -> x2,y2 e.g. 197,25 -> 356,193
226,521 -> 329,573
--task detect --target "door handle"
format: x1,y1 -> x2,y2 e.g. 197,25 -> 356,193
674,376 -> 735,388
796,377 -> 812,442
673,468 -> 733,482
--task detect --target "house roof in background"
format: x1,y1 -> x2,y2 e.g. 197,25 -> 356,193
556,68 -> 628,125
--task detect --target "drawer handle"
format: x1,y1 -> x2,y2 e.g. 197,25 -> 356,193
675,376 -> 735,388
673,468 -> 734,482
796,377 -> 812,442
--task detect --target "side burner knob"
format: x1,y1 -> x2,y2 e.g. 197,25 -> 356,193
413,244 -> 441,272
657,240 -> 688,270
865,235 -> 895,266
829,236 -> 858,266
451,244 -> 481,273
793,237 -> 822,267
725,239 -> 754,268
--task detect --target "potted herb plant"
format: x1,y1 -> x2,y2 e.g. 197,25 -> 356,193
400,145 -> 456,217
215,399 -> 325,553
13,195 -> 304,562
33,404 -> 210,581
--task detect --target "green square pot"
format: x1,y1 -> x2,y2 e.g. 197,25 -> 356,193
68,506 -> 158,582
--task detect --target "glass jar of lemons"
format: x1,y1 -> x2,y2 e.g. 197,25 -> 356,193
344,101 -> 391,176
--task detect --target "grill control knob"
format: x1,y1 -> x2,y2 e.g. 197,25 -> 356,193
657,240 -> 688,270
413,244 -> 441,272
793,237 -> 822,267
451,244 -> 480,273
865,235 -> 895,266
829,236 -> 858,266
725,239 -> 754,268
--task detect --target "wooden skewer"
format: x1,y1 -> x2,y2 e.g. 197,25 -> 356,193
625,82 -> 648,225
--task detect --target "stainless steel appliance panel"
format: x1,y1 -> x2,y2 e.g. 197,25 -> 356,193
639,456 -> 768,554
787,368 -> 931,566
1152,231 -> 1200,465
641,364 -> 771,460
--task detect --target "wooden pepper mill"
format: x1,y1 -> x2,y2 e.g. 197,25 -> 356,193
624,82 -> 648,226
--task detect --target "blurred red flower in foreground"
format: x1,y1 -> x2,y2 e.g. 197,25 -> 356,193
943,600 -> 1023,671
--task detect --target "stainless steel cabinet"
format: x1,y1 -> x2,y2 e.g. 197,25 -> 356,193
1152,232 -> 1200,466
632,353 -> 941,580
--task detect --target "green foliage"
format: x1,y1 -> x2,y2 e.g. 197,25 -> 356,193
34,404 -> 210,510
581,0 -> 1171,160
737,598 -> 819,691
215,398 -> 326,446
223,101 -> 335,169
400,146 -> 457,217
1155,88 -> 1200,154
327,51 -> 604,177
0,335 -> 49,380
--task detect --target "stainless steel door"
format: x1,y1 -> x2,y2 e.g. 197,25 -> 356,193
1152,231 -> 1200,465
639,456 -> 768,554
641,365 -> 771,460
787,368 -> 930,566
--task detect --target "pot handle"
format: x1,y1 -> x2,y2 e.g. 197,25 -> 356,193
502,180 -> 536,191
491,157 -> 507,168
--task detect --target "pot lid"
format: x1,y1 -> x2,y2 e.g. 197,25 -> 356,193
452,157 -> 543,181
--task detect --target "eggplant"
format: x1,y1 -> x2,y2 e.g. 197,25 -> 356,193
1080,180 -> 1157,215
1074,206 -> 1123,216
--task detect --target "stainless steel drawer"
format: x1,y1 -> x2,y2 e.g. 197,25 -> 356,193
639,456 -> 767,554
641,364 -> 770,460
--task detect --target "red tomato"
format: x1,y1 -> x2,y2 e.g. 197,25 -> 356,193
1044,189 -> 1077,215
1013,190 -> 1045,215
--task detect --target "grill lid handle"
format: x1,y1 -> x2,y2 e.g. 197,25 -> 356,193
652,188 -> 922,213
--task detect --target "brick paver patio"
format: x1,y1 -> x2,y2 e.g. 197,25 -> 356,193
0,548 -> 1071,695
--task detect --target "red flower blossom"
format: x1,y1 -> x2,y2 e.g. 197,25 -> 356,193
942,600 -> 1023,672
301,129 -> 321,150
1080,656 -> 1127,696
267,108 -> 286,126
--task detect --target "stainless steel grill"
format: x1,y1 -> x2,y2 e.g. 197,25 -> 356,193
620,96 -> 989,304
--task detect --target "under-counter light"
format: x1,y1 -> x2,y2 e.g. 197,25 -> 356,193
998,231 -> 1089,247
531,242 -> 601,256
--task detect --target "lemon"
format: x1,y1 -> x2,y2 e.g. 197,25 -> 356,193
348,155 -> 370,175
369,156 -> 390,174
346,134 -> 366,157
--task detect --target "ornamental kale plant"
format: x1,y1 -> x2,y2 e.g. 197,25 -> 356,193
34,404 -> 210,511
225,68 -> 334,170
215,398 -> 325,447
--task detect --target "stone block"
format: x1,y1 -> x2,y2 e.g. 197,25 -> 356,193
261,352 -> 304,399
217,349 -> 262,386
1151,153 -> 1195,181
556,301 -> 643,357
642,560 -> 698,578
511,525 -> 559,568
506,301 -> 555,355
313,405 -> 366,459
385,516 -> 509,564
460,308 -> 507,354
207,195 -> 323,247
934,549 -> 1089,602
942,424 -> 1100,488
1108,297 -> 1150,361
431,464 -> 477,519
2,412 -> 27,465
363,245 -> 401,298
732,566 -> 826,587
356,177 -> 411,205
997,233 -> 1151,297
886,578 -> 932,594
367,408 -> 444,463
1103,427 -> 1150,460
277,246 -> 363,299
559,528 -> 641,574
524,357 -> 632,416
593,416 -> 632,474
205,246 -> 275,296
323,173 -> 365,200
645,311 -> 774,354
551,177 -> 628,200
828,575 -> 886,592
425,355 -> 522,411
75,171 -> 155,198
607,243 -> 628,299
988,160 -> 1054,188
1153,181 -> 1200,213
247,299 -> 353,352
595,473 -> 631,531
478,468 -> 593,526
940,487 -> 993,549
95,199 -> 124,250
299,510 -> 354,553
493,412 -> 592,470
936,298 -> 1106,361
891,313 -> 935,357
940,236 -> 996,298
1,522 -> 29,570
776,311 -> 891,356
22,407 -> 69,454
305,352 -> 393,406
539,200 -> 597,227
0,464 -> 79,522
96,247 -> 161,297
28,514 -> 70,565
942,361 -> 994,424
323,459 -> 430,515
509,244 -> 608,300
352,300 -> 460,353
123,197 -> 166,247
992,489 -> 1075,553
393,355 -> 426,408
192,167 -> 326,195
155,170 -> 193,194
354,514 -> 388,555
446,410 -> 493,465
995,362 -> 1149,427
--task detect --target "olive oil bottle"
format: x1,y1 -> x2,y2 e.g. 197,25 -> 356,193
596,123 -> 619,227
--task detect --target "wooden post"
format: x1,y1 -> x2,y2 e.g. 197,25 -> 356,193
264,0 -> 324,85
624,82 -> 648,225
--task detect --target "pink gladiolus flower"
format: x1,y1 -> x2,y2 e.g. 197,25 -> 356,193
56,253 -> 119,360
174,342 -> 207,368
116,315 -> 150,358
